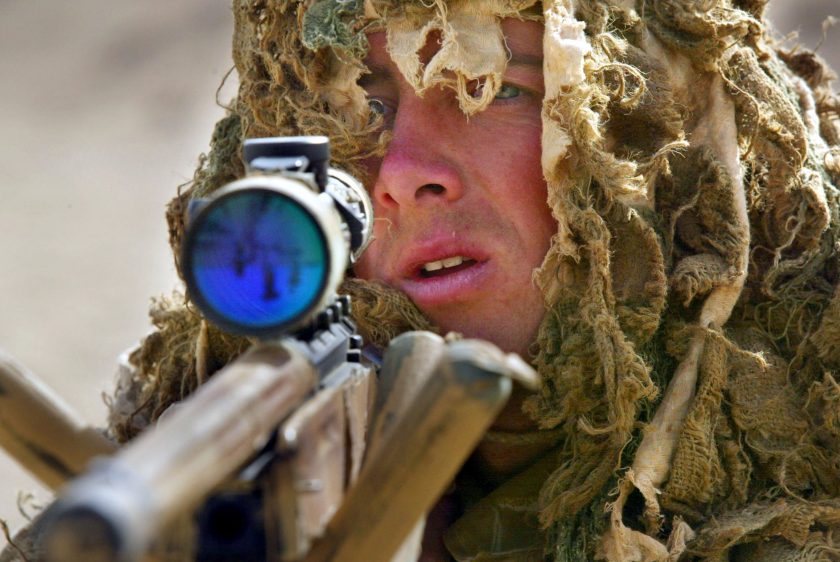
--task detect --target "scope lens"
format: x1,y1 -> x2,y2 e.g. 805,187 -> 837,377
186,188 -> 329,335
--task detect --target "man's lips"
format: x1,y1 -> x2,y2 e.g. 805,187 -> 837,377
401,259 -> 491,308
395,239 -> 492,307
398,239 -> 490,279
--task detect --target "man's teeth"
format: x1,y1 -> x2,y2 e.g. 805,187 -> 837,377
423,256 -> 466,273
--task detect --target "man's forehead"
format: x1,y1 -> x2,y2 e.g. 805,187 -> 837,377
365,17 -> 544,65
500,19 -> 544,60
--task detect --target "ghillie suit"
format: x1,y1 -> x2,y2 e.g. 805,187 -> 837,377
102,0 -> 840,560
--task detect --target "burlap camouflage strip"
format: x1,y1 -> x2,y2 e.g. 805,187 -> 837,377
5,1 -> 838,561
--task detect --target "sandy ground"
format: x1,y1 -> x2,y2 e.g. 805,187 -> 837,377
0,0 -> 838,547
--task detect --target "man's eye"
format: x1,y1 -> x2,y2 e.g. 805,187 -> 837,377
495,84 -> 522,100
368,98 -> 390,117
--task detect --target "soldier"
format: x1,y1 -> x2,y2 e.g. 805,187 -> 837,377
6,0 -> 840,560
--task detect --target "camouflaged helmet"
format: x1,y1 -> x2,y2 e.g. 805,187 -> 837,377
118,1 -> 840,559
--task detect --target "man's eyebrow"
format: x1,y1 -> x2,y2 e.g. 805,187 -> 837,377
359,62 -> 394,86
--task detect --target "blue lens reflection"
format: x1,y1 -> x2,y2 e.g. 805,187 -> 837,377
190,190 -> 328,331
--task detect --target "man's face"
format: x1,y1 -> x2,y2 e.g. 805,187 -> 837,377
354,19 -> 556,357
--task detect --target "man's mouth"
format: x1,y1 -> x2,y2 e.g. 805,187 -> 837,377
419,255 -> 479,278
392,240 -> 492,306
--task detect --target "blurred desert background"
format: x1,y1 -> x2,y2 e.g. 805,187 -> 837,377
1,0 -> 838,546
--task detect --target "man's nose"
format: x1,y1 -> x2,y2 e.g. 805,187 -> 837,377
371,94 -> 466,210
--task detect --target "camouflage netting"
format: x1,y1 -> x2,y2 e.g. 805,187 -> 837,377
108,0 -> 840,560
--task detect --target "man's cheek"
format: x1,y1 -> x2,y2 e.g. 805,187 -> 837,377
360,156 -> 382,191
353,249 -> 373,280
353,239 -> 386,282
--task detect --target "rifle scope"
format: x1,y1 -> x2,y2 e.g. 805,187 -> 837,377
182,136 -> 372,338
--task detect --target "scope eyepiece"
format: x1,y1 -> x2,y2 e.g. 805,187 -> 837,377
181,137 -> 371,339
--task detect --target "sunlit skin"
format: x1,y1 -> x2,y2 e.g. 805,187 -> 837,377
354,19 -> 556,362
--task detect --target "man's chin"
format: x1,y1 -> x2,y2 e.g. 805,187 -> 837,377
344,277 -> 541,358
422,313 -> 538,359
